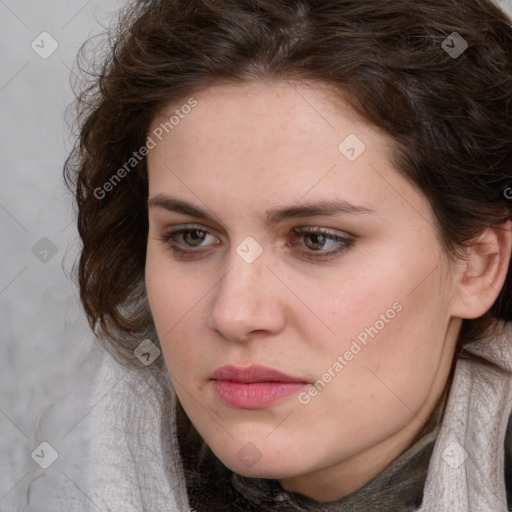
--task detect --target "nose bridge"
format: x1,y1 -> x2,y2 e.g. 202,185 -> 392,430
215,251 -> 266,313
207,247 -> 284,339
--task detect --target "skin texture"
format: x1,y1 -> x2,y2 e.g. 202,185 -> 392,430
144,80 -> 512,502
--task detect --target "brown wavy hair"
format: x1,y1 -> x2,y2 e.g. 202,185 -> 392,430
64,0 -> 512,372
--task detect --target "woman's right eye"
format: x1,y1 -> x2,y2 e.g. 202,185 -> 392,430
157,226 -> 219,259
166,229 -> 209,247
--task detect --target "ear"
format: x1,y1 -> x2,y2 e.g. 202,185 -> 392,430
451,220 -> 512,319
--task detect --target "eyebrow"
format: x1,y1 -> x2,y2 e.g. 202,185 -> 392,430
148,195 -> 377,227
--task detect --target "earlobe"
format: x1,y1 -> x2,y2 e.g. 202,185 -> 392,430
451,220 -> 512,319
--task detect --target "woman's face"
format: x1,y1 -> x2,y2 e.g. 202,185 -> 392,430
145,80 -> 462,501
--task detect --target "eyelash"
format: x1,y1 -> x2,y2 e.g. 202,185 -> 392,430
157,225 -> 354,261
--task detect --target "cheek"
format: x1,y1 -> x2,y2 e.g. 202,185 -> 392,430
313,253 -> 451,399
145,244 -> 198,324
331,283 -> 449,414
307,264 -> 404,356
145,257 -> 193,357
145,261 -> 219,388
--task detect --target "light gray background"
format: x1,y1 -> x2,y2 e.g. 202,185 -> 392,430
1,0 -> 511,511
0,1 -> 126,510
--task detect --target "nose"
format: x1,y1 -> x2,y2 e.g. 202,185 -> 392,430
206,252 -> 287,343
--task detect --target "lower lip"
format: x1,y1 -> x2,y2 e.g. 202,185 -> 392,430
212,380 -> 307,409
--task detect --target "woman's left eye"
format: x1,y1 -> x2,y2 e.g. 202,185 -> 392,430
158,225 -> 354,260
291,228 -> 354,259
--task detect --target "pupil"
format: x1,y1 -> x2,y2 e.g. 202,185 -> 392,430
308,234 -> 325,250
186,230 -> 204,245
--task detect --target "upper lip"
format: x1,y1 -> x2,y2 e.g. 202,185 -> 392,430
211,364 -> 306,383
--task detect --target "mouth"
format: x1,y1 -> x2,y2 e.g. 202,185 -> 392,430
210,364 -> 308,409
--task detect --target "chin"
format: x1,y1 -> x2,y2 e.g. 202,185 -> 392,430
213,446 -> 306,480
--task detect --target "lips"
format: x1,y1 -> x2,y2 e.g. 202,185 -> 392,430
210,365 -> 308,409
211,364 -> 305,383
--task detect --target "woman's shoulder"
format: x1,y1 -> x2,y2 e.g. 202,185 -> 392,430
27,342 -> 188,512
419,320 -> 512,511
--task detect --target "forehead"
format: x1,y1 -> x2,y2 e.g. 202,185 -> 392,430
150,80 -> 369,147
148,80 -> 386,176
146,80 -> 432,227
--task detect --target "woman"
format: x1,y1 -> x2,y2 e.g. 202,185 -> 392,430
59,0 -> 512,510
